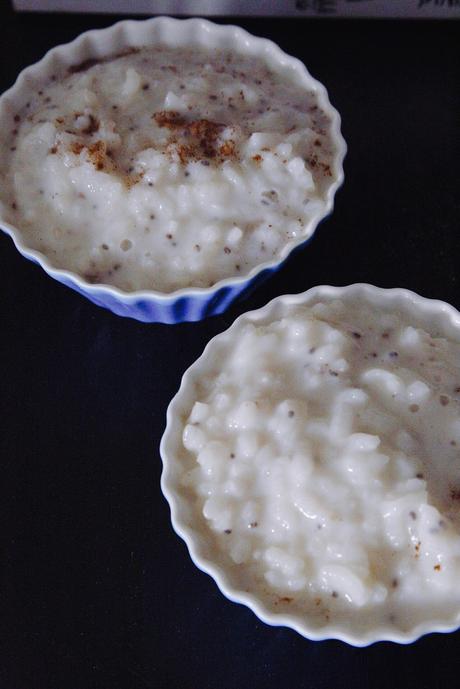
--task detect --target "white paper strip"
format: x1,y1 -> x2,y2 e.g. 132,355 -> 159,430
11,0 -> 460,19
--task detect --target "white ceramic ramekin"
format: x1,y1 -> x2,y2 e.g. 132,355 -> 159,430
0,17 -> 345,323
160,283 -> 460,645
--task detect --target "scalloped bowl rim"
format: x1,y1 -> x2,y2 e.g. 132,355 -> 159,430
160,283 -> 460,646
0,16 -> 346,304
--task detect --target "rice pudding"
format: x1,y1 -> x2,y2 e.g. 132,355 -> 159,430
178,297 -> 460,634
3,45 -> 339,293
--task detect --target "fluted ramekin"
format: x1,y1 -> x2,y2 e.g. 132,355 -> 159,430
160,283 -> 460,645
0,17 -> 345,323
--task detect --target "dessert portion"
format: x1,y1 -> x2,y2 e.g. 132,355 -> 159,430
2,45 -> 339,293
178,297 -> 460,634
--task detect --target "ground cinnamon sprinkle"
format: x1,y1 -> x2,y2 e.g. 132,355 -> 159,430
70,141 -> 85,155
87,140 -> 107,171
81,113 -> 100,136
71,139 -> 145,187
219,140 -> 236,157
71,139 -> 109,172
175,143 -> 194,165
153,110 -> 186,128
153,111 -> 237,163
188,118 -> 223,140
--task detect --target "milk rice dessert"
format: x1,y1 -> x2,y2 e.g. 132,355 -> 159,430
3,45 -> 338,293
179,298 -> 460,634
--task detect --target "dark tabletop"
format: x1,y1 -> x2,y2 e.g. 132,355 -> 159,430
0,5 -> 459,689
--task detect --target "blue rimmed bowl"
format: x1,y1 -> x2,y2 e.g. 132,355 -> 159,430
0,17 -> 346,323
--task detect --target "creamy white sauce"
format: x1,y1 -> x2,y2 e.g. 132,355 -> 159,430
4,46 -> 337,293
180,298 -> 460,632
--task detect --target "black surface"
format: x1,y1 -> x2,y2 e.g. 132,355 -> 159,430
1,6 -> 459,689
